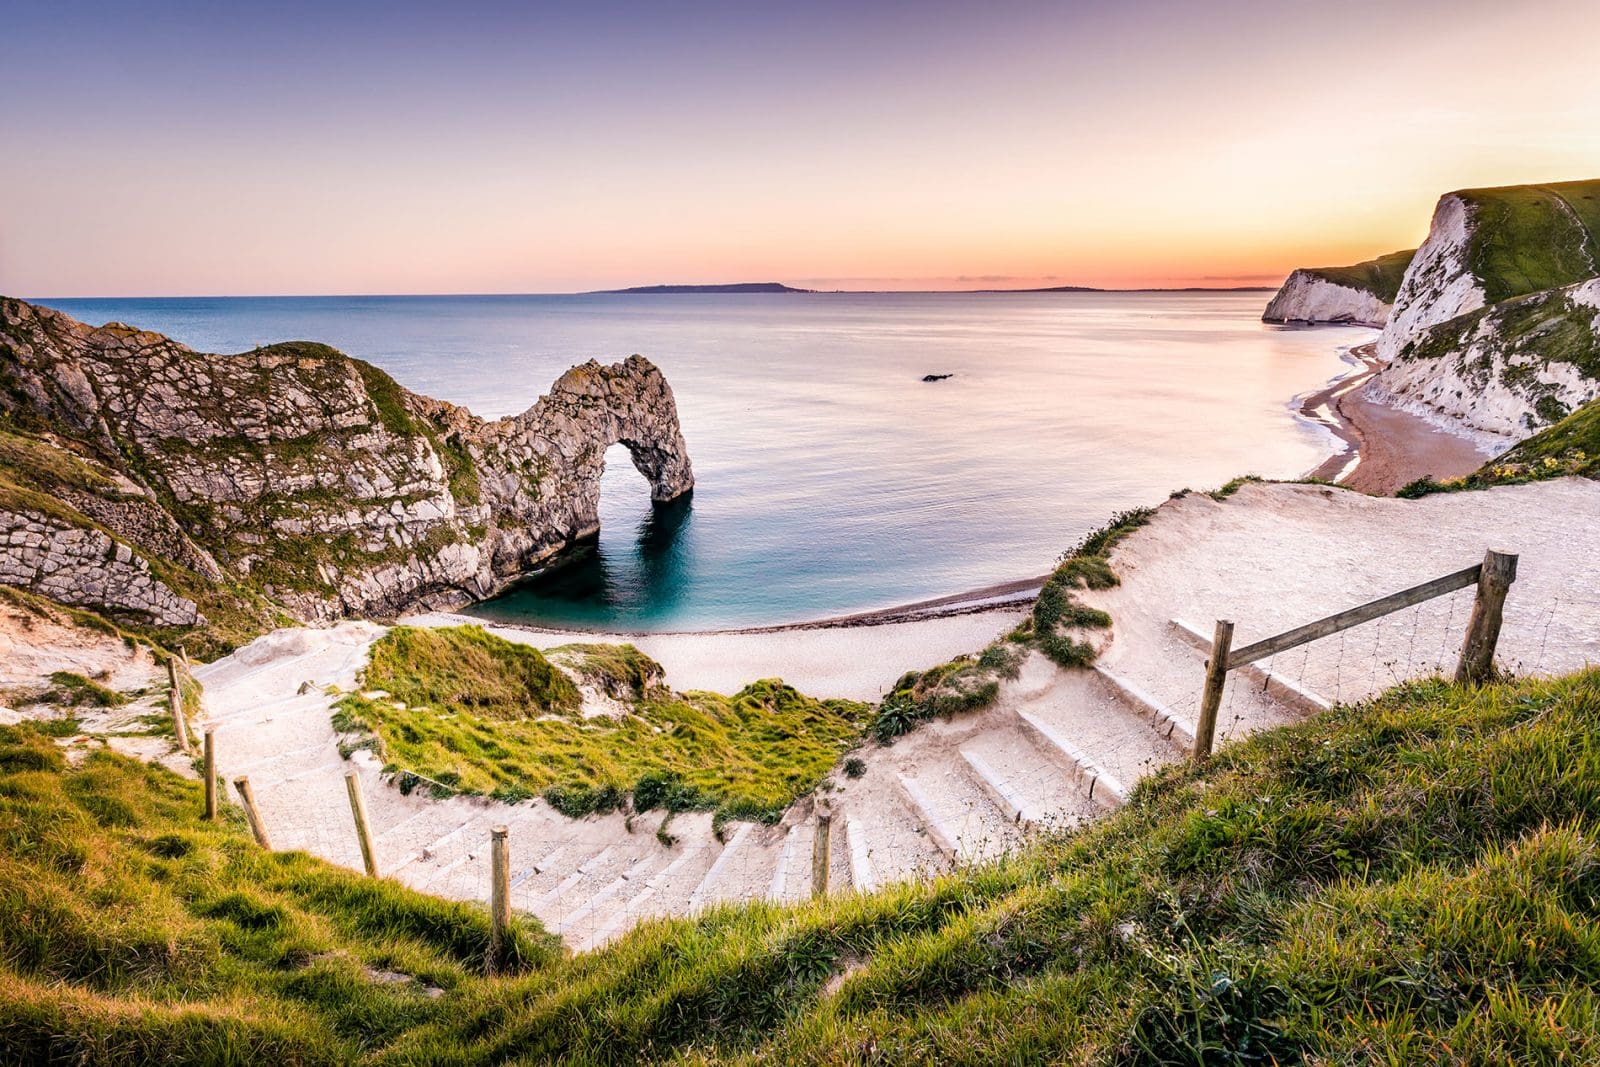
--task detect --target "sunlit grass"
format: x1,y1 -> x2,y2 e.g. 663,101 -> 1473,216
7,668 -> 1600,1062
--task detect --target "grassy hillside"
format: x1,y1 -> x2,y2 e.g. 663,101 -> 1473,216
8,667 -> 1600,1063
1501,393 -> 1600,472
1304,248 -> 1416,302
1460,179 -> 1600,303
0,722 -> 558,1064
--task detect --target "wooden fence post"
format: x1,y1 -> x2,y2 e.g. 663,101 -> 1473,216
1193,619 -> 1235,763
232,776 -> 272,849
203,727 -> 218,821
344,771 -> 379,878
488,826 -> 511,974
812,801 -> 832,899
167,659 -> 192,756
1455,549 -> 1519,686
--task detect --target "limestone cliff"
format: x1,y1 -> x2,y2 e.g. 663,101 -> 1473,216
1369,180 -> 1600,438
1377,277 -> 1600,440
1262,250 -> 1414,328
0,297 -> 693,642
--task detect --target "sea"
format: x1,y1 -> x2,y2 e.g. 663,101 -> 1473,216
40,291 -> 1372,632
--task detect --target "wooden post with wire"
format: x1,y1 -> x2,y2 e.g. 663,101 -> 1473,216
167,658 -> 192,756
1192,620 -> 1234,764
811,800 -> 833,899
344,770 -> 379,877
203,727 -> 218,821
1455,549 -> 1518,686
488,826 -> 511,974
232,776 -> 272,849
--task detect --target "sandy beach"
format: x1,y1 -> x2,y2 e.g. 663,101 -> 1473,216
1303,342 -> 1490,494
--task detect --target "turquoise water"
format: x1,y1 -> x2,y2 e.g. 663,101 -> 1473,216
40,292 -> 1366,631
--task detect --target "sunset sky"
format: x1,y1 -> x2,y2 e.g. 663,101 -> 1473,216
3,0 -> 1598,296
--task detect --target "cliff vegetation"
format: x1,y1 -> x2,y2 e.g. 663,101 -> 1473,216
1298,248 -> 1416,303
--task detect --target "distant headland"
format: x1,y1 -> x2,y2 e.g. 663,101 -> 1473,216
589,282 -> 813,295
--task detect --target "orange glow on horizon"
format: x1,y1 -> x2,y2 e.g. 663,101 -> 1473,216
3,1 -> 1598,297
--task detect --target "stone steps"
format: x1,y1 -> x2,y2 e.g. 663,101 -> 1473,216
1013,709 -> 1128,807
896,766 -> 1021,865
958,736 -> 1102,834
839,799 -> 946,891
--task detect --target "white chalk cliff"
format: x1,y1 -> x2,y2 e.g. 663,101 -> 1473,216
1263,271 -> 1393,328
1376,194 -> 1488,362
1369,182 -> 1600,439
1376,278 -> 1600,441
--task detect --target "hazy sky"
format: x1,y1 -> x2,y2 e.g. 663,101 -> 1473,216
4,0 -> 1598,296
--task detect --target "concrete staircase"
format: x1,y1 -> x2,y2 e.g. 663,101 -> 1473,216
189,620 -> 1329,954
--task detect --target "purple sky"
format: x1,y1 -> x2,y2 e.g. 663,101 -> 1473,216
4,0 -> 1598,294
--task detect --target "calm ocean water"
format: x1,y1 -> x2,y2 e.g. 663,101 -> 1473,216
41,292 -> 1369,631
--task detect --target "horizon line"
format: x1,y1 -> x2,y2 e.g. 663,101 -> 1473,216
22,284 -> 1282,302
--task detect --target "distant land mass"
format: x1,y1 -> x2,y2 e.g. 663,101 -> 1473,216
590,282 -> 813,295
589,281 -> 1276,295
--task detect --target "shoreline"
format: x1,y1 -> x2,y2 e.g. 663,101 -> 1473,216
1301,341 -> 1490,495
445,574 -> 1045,640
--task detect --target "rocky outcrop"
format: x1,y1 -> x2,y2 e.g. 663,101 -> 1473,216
1368,180 -> 1600,437
0,297 -> 693,627
1376,194 -> 1488,361
1263,271 -> 1394,328
1262,249 -> 1414,328
0,508 -> 198,625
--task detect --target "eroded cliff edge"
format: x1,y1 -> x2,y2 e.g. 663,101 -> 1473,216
0,297 -> 692,646
1262,249 -> 1414,328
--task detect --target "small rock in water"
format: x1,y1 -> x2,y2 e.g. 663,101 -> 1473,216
921,373 -> 953,382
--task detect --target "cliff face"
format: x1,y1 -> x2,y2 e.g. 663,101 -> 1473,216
1377,277 -> 1600,439
1262,249 -> 1414,327
1263,271 -> 1394,328
0,297 -> 693,637
1370,181 -> 1600,438
1376,194 -> 1489,360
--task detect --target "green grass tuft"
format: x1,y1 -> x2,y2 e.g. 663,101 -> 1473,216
45,671 -> 129,708
1029,507 -> 1151,668
341,627 -> 871,823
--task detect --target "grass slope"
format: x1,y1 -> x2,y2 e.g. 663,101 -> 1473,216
1501,394 -> 1600,472
1304,248 -> 1416,303
1459,179 -> 1600,304
337,625 -> 871,821
0,723 -> 558,1065
9,666 -> 1600,1062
